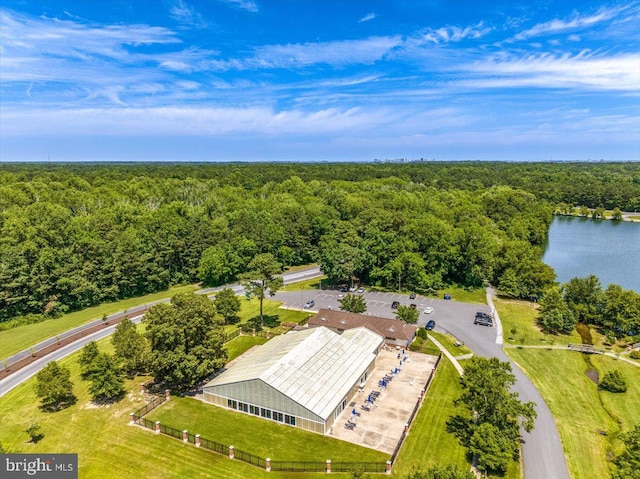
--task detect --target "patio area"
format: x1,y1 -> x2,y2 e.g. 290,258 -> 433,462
329,347 -> 438,454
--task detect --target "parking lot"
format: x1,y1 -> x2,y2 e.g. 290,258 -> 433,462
273,289 -> 494,347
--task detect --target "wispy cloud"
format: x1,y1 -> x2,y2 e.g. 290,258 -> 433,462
170,0 -> 207,28
513,7 -> 620,40
419,21 -> 492,44
459,52 -> 640,91
359,12 -> 376,23
221,0 -> 259,13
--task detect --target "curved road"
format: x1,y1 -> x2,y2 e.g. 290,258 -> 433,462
0,266 -> 322,398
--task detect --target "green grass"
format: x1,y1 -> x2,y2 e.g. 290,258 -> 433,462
225,335 -> 268,362
427,331 -> 472,357
433,286 -> 487,304
280,276 -> 327,292
506,349 -> 640,479
393,358 -> 520,479
0,284 -> 199,361
495,298 -> 581,347
224,297 -> 310,335
148,397 -> 389,463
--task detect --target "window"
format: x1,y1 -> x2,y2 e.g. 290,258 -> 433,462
227,399 -> 237,409
260,408 -> 271,419
249,405 -> 260,415
284,415 -> 296,426
238,402 -> 248,413
273,411 -> 284,422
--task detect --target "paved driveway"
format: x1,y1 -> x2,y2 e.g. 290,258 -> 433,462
273,289 -> 570,479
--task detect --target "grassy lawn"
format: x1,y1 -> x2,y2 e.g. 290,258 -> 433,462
148,397 -> 389,463
428,331 -> 472,357
225,335 -> 268,362
433,286 -> 487,304
506,349 -> 640,479
224,297 -> 310,335
0,284 -> 199,361
495,298 -> 582,347
280,276 -> 327,292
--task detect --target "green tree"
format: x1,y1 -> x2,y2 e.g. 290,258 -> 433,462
403,464 -> 475,479
144,293 -> 227,389
34,361 -> 76,411
446,357 -> 536,472
562,275 -> 604,324
611,207 -> 623,221
26,422 -> 43,443
602,284 -> 640,336
112,319 -> 149,376
241,253 -> 283,329
538,287 -> 576,333
395,304 -> 419,324
600,370 -> 627,393
214,288 -> 242,324
78,341 -> 100,379
592,206 -> 606,219
88,353 -> 125,402
338,293 -> 367,314
612,424 -> 640,479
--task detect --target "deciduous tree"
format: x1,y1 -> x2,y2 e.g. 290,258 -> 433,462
112,319 -> 149,376
34,361 -> 76,411
214,288 -> 242,324
241,254 -> 283,329
87,353 -> 125,402
338,293 -> 367,314
395,304 -> 419,324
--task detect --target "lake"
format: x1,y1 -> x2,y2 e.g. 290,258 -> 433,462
543,216 -> 640,292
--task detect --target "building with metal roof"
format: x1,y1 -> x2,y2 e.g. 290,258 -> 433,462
203,326 -> 384,433
308,309 -> 417,347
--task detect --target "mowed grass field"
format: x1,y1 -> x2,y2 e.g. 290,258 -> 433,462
495,297 -> 582,347
0,284 -> 199,361
223,297 -> 311,335
506,349 -> 640,479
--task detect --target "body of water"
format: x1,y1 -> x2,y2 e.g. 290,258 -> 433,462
543,216 -> 640,292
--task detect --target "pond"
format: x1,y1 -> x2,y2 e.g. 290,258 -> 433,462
543,216 -> 640,292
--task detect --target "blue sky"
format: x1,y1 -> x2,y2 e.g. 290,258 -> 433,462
1,1 -> 638,162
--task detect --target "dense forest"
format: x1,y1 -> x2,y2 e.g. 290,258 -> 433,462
1,161 -> 639,324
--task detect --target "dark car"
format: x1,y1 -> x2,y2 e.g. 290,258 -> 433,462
410,303 -> 417,309
426,320 -> 436,330
338,285 -> 349,292
475,311 -> 492,320
474,316 -> 493,327
391,301 -> 400,309
443,293 -> 451,300
409,292 -> 416,299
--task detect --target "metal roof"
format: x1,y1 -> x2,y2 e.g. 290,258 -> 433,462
205,326 -> 383,420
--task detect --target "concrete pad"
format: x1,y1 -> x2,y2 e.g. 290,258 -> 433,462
329,348 -> 438,454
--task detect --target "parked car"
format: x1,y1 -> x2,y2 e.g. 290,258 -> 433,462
391,301 -> 400,309
426,320 -> 436,330
304,300 -> 315,309
357,287 -> 365,293
409,292 -> 416,299
443,293 -> 451,300
410,304 -> 417,309
474,316 -> 493,327
338,285 -> 349,292
349,285 -> 357,292
424,306 -> 434,314
475,311 -> 492,320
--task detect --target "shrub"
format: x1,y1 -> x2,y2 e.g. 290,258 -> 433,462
600,370 -> 627,393
417,327 -> 428,340
629,350 -> 640,360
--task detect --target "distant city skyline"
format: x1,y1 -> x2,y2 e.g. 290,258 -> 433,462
1,1 -> 639,162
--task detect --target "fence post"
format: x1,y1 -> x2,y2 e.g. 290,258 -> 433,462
195,434 -> 200,447
129,413 -> 135,424
265,458 -> 271,472
326,459 -> 331,474
404,423 -> 409,434
386,460 -> 392,474
183,430 -> 188,442
140,383 -> 145,394
252,328 -> 256,337
165,389 -> 171,400
155,421 -> 161,434
229,446 -> 235,459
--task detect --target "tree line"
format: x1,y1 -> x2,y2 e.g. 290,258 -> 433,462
2,162 -> 638,324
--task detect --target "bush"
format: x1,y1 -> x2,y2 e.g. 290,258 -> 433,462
600,370 -> 627,393
629,350 -> 640,360
417,327 -> 428,340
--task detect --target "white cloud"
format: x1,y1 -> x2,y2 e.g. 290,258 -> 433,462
222,0 -> 258,13
513,7 -> 620,40
568,34 -> 581,41
359,13 -> 376,23
170,0 -> 207,28
420,21 -> 492,44
459,52 -> 640,91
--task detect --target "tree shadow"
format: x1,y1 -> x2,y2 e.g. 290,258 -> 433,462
245,314 -> 281,331
225,315 -> 241,325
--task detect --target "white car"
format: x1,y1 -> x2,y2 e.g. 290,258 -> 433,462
424,306 -> 434,314
357,287 -> 365,293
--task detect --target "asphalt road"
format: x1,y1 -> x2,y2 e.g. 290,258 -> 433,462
273,288 -> 570,479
